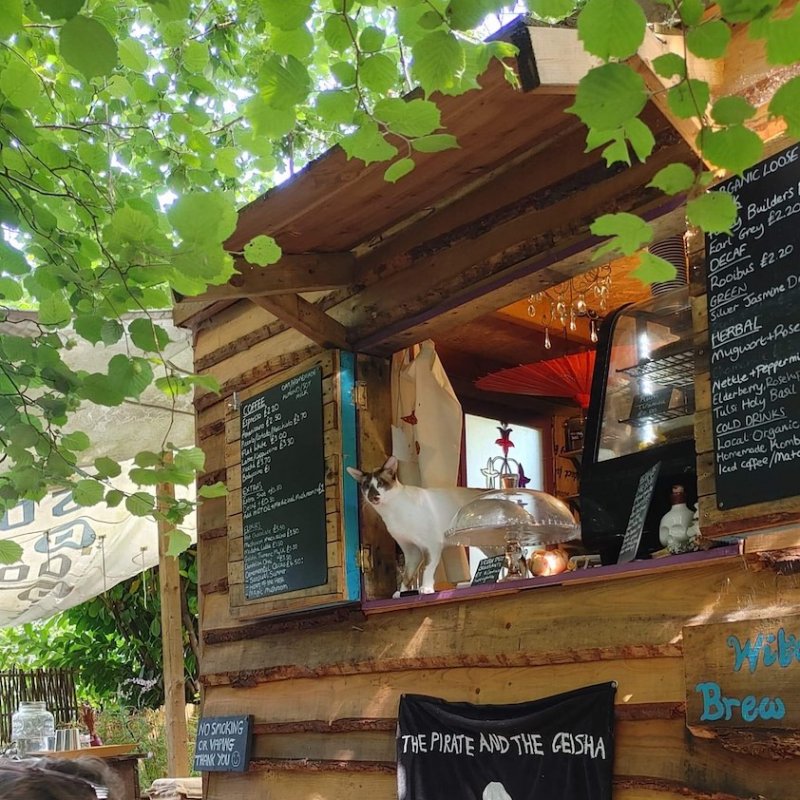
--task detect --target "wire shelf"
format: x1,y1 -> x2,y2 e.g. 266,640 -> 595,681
616,349 -> 694,387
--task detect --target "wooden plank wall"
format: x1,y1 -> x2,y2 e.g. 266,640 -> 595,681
199,552 -> 800,800
193,300 -> 800,800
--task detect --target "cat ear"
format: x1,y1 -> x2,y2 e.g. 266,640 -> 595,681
382,455 -> 398,476
346,466 -> 364,481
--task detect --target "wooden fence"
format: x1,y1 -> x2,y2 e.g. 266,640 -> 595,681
0,668 -> 79,745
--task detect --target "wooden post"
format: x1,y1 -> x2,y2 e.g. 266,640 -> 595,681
158,475 -> 190,777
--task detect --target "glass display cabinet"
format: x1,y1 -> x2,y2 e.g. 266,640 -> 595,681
580,287 -> 698,562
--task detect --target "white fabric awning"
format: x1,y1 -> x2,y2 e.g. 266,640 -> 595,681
0,311 -> 198,626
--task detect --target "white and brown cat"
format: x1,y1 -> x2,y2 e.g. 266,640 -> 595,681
347,456 -> 482,596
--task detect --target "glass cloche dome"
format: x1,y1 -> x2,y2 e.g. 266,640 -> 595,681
445,488 -> 580,549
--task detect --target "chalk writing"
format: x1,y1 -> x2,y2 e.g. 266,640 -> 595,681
706,144 -> 800,509
617,462 -> 660,564
240,367 -> 328,599
193,715 -> 252,773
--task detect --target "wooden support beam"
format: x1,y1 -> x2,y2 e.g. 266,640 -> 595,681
178,253 -> 356,303
632,28 -> 720,164
250,294 -> 351,351
158,470 -> 189,778
348,130 -> 696,354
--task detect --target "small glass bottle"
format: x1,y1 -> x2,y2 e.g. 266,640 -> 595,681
658,485 -> 695,551
12,700 -> 55,755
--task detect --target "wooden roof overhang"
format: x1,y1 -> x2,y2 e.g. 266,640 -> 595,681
175,19 -> 703,354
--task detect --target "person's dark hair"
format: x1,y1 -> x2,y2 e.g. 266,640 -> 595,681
0,756 -> 123,800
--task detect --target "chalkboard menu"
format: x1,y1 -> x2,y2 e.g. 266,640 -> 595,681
471,554 -> 506,585
617,462 -> 660,564
706,144 -> 800,510
194,715 -> 252,772
241,366 -> 327,599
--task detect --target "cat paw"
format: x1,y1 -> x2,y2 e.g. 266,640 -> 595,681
392,590 -> 401,599
419,586 -> 435,594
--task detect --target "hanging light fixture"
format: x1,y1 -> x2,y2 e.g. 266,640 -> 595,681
527,264 -> 612,347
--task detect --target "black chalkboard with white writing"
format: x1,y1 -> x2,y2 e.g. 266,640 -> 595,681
471,554 -> 506,586
193,715 -> 252,773
240,366 -> 327,599
617,462 -> 661,564
706,144 -> 800,510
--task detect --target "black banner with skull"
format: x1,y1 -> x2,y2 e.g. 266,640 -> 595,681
397,683 -> 616,800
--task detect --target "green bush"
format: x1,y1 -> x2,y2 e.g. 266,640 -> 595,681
95,704 -> 199,787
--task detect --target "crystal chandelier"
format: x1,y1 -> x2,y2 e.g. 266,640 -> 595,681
526,264 -> 611,349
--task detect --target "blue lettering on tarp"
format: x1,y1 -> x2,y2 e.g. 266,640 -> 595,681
0,500 -> 34,530
34,519 -> 96,553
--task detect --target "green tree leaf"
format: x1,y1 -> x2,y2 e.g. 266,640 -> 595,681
679,0 -> 705,25
260,0 -> 312,30
198,482 -> 228,499
0,61 -> 41,109
666,78 -> 710,119
686,20 -> 732,59
271,26 -> 315,59
623,117 -> 655,162
129,318 -> 170,353
126,491 -> 155,516
315,90 -> 357,124
94,456 -> 122,479
577,0 -> 646,60
60,16 -> 118,79
591,212 -> 653,258
567,63 -> 648,130
38,291 -> 71,326
698,124 -> 763,174
331,60 -> 357,87
243,235 -> 282,266
374,98 -> 441,137
687,191 -> 738,233
411,31 -> 465,94
0,0 -> 24,39
529,0 -> 577,21
0,539 -> 23,566
711,96 -> 756,125
651,53 -> 686,79
73,479 -> 105,506
105,489 -> 124,507
629,252 -> 677,284
118,38 -> 149,72
384,157 -> 416,183
717,0 -> 780,23
648,163 -> 695,195
183,41 -> 209,74
175,446 -> 205,472
168,191 -> 238,245
34,0 -> 85,19
769,75 -> 800,136
341,121 -> 398,164
165,528 -> 192,557
411,133 -> 460,152
107,354 -> 154,399
764,5 -> 800,65
359,25 -> 386,52
324,15 -> 354,52
360,53 -> 398,93
259,55 -> 311,110
62,431 -> 90,451
0,277 -> 23,302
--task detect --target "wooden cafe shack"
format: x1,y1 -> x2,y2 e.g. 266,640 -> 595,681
175,18 -> 800,800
